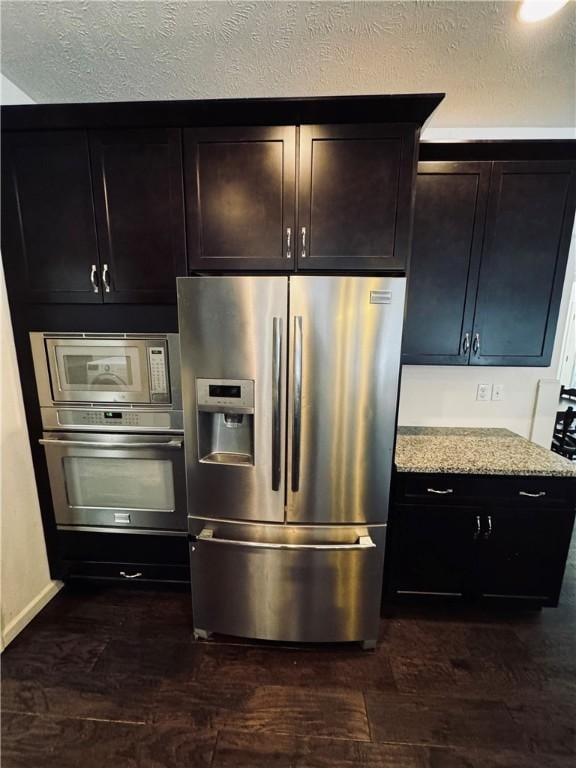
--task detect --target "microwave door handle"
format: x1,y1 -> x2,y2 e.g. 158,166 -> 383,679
291,315 -> 303,493
271,317 -> 282,492
39,438 -> 183,449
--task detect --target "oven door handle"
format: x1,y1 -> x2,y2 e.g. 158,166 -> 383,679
39,438 -> 183,449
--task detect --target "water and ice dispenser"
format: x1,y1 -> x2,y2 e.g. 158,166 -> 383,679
196,379 -> 254,466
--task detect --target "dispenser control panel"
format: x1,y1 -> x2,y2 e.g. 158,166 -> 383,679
196,379 -> 254,413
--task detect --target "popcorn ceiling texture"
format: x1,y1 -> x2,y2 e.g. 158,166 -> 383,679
1,0 -> 575,126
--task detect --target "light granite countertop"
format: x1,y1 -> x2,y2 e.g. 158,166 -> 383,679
395,427 -> 576,477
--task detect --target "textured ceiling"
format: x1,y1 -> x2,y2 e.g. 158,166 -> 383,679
1,1 -> 575,127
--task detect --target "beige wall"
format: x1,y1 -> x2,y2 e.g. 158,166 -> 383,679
0,263 -> 61,650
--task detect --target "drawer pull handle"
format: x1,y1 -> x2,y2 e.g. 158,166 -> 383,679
518,491 -> 546,498
427,488 -> 453,495
120,571 -> 142,579
483,515 -> 493,539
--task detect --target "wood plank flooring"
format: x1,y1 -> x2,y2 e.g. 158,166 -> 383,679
2,541 -> 575,767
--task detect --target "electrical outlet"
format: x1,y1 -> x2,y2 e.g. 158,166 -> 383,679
492,384 -> 504,401
476,383 -> 492,402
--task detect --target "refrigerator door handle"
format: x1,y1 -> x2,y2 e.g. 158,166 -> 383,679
197,529 -> 376,551
271,317 -> 282,491
291,315 -> 303,492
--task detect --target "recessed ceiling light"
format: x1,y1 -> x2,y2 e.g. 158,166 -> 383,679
518,0 -> 571,22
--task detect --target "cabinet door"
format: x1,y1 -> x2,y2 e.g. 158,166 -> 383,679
1,131 -> 101,303
184,126 -> 296,271
471,161 -> 576,366
297,124 -> 416,272
388,504 -> 480,597
402,162 -> 490,364
90,129 -> 186,304
477,506 -> 575,604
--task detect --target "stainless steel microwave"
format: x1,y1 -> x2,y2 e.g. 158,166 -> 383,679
30,333 -> 181,407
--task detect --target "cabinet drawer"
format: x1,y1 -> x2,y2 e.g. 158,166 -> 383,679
64,560 -> 190,584
401,475 -> 474,502
398,474 -> 573,506
58,530 -> 190,564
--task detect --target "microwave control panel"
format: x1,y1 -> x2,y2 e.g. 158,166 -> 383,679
148,346 -> 169,400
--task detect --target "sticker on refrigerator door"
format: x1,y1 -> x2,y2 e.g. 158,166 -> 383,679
369,290 -> 392,304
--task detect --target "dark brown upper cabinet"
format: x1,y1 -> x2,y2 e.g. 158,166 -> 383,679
297,124 -> 417,272
405,153 -> 576,367
184,126 -> 296,272
471,161 -> 576,366
1,131 -> 101,303
90,129 -> 186,303
402,162 -> 490,365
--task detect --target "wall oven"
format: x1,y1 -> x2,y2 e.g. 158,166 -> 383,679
31,332 -> 186,534
40,432 -> 187,532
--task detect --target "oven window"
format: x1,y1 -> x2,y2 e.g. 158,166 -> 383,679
63,457 -> 175,511
54,345 -> 143,392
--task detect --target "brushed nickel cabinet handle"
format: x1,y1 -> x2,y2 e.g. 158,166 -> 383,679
120,571 -> 142,579
462,333 -> 470,354
90,264 -> 99,293
102,263 -> 111,293
472,333 -> 480,355
427,488 -> 453,495
474,514 -> 481,540
286,227 -> 292,259
483,515 -> 493,539
519,490 -> 546,498
301,226 -> 307,258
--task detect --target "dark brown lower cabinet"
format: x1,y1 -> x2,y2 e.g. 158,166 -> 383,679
386,475 -> 575,607
388,505 -> 479,597
476,506 -> 575,603
57,530 -> 190,585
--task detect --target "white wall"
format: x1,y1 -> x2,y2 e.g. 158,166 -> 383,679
1,74 -> 34,104
0,75 -> 60,649
398,125 -> 576,440
0,265 -> 61,650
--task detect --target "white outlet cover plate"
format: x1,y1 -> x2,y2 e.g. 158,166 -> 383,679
477,383 -> 491,401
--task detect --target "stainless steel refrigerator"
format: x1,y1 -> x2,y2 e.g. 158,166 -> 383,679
177,275 -> 405,647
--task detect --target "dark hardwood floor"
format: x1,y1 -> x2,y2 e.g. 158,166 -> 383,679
2,541 -> 575,767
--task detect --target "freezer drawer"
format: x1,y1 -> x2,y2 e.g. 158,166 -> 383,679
190,524 -> 385,644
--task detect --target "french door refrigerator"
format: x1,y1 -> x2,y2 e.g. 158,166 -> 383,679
178,275 -> 405,647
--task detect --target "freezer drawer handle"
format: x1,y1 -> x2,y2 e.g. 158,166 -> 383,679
291,315 -> 303,492
272,317 -> 282,492
39,438 -> 183,449
197,528 -> 376,551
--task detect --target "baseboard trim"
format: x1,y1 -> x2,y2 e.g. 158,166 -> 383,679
1,581 -> 63,651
